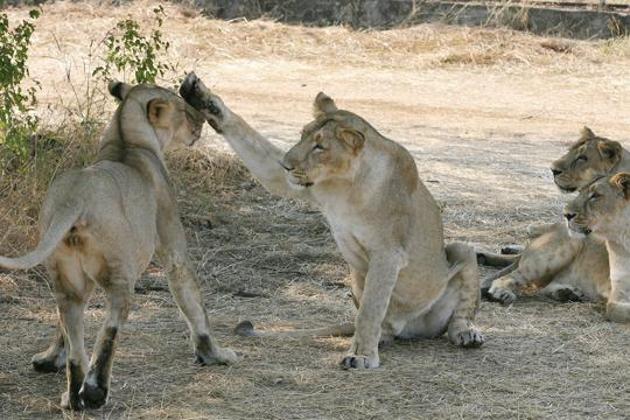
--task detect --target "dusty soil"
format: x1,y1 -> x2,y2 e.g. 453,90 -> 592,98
2,1 -> 630,419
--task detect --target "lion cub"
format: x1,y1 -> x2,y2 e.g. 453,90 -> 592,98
180,73 -> 484,370
0,82 -> 237,410
564,173 -> 630,322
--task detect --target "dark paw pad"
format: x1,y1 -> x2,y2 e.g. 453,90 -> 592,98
340,355 -> 370,370
554,288 -> 584,302
32,355 -> 65,373
490,288 -> 516,305
204,99 -> 222,117
457,330 -> 485,348
79,382 -> 108,409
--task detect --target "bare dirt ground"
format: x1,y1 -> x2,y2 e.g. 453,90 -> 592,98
2,1 -> 630,419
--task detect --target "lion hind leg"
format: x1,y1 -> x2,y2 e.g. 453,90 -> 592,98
79,270 -> 133,410
31,322 -> 66,373
444,243 -> 484,348
56,288 -> 91,410
50,257 -> 93,411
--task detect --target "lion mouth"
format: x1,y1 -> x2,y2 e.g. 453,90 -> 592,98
286,173 -> 314,188
556,184 -> 577,193
291,181 -> 313,188
553,178 -> 577,193
567,224 -> 592,236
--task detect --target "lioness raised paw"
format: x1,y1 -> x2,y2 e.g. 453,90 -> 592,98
340,354 -> 379,370
179,72 -> 228,133
488,285 -> 516,305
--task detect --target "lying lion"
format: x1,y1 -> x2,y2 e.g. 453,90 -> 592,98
479,127 -> 630,304
179,73 -> 484,370
0,82 -> 237,410
564,173 -> 630,322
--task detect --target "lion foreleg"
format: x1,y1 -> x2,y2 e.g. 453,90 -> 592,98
341,251 -> 404,370
488,272 -> 527,305
157,213 -> 237,366
526,222 -> 558,238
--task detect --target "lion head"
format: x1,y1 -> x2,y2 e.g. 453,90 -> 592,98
551,127 -> 623,193
563,173 -> 630,240
108,80 -> 204,149
279,93 -> 371,189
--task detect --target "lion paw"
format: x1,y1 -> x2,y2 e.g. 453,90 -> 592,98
340,354 -> 379,370
549,286 -> 585,302
489,286 -> 516,305
606,301 -> 630,323
79,381 -> 108,410
31,348 -> 66,373
449,327 -> 484,348
195,346 -> 239,366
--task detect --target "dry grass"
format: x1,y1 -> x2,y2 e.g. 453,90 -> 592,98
2,1 -> 630,419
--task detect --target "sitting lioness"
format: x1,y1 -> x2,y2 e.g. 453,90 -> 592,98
179,73 -> 483,370
0,82 -> 237,410
564,173 -> 630,322
480,127 -> 630,304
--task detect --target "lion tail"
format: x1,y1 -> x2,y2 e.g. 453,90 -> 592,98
0,202 -> 83,271
234,320 -> 355,338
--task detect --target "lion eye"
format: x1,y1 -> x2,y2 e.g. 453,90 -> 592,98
589,192 -> 600,201
313,144 -> 325,151
576,155 -> 588,163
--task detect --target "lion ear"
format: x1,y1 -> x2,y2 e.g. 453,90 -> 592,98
313,92 -> 338,118
336,127 -> 365,154
611,173 -> 630,199
108,81 -> 133,101
580,126 -> 596,140
147,98 -> 174,128
598,140 -> 622,164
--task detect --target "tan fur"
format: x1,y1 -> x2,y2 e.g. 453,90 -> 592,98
479,128 -> 628,305
180,73 -> 484,370
551,126 -> 630,193
0,82 -> 237,410
565,174 -> 630,322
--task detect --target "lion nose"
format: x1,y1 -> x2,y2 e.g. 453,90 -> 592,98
564,212 -> 576,221
551,168 -> 562,177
